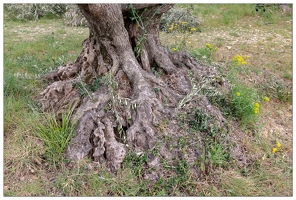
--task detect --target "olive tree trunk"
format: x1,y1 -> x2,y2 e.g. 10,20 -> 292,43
40,4 -> 226,174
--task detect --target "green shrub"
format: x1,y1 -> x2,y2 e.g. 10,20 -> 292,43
64,4 -> 88,26
160,6 -> 201,33
229,84 -> 260,128
4,4 -> 66,21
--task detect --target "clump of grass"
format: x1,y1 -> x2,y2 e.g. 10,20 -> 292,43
32,104 -> 77,167
209,54 -> 260,129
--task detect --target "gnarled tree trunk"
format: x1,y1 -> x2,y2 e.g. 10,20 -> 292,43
40,4 -> 226,174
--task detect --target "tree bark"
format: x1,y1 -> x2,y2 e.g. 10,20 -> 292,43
40,4 -> 226,174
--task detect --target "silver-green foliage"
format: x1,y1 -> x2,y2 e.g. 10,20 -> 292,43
160,6 -> 201,33
4,4 -> 66,21
64,4 -> 88,26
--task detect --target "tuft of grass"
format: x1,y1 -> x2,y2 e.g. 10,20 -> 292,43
32,104 -> 77,168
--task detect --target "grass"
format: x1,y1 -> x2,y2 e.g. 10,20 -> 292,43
32,104 -> 77,168
3,4 -> 292,196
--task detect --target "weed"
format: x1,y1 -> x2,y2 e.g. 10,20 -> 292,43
4,73 -> 29,97
229,84 -> 260,128
72,78 -> 92,98
89,77 -> 101,92
229,31 -> 240,37
123,151 -> 148,178
190,43 -> 218,64
151,67 -> 163,78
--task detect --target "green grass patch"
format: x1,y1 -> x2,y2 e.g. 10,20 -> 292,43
32,105 -> 77,168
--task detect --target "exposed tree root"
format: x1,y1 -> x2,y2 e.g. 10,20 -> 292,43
38,4 -> 246,179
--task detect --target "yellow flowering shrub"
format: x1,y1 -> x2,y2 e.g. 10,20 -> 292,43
232,55 -> 248,66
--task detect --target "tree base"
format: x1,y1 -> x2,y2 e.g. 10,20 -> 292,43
38,4 -> 244,178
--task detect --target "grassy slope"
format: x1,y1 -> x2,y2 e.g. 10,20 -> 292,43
3,5 -> 292,196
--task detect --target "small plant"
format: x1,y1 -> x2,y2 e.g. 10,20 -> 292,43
188,109 -> 230,173
72,77 -> 102,98
32,104 -> 77,167
272,142 -> 282,154
229,84 -> 260,128
191,43 -> 218,64
232,54 -> 248,66
72,78 -> 92,98
89,77 -> 101,92
123,151 -> 148,178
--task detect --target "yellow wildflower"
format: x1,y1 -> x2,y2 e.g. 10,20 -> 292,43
254,107 -> 260,114
253,102 -> 260,114
277,142 -> 281,147
254,102 -> 260,108
171,47 -> 177,51
264,96 -> 270,102
236,92 -> 241,97
182,21 -> 188,24
168,27 -> 173,31
190,27 -> 197,31
272,148 -> 277,153
232,55 -> 247,66
206,43 -> 213,50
